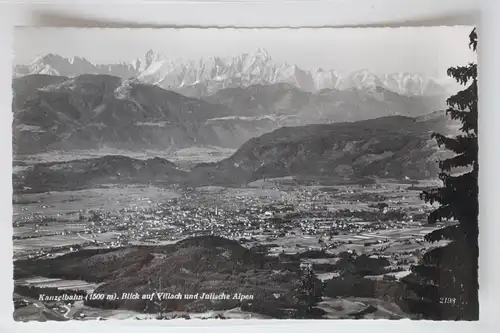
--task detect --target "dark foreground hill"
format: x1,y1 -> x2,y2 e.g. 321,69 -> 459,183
14,236 -> 309,318
14,235 -> 414,319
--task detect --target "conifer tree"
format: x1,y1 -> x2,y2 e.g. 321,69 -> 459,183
294,264 -> 323,318
403,28 -> 478,320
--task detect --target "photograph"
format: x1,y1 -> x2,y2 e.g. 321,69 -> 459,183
11,26 -> 478,321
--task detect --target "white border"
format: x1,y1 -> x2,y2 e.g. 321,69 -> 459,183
1,0 -> 499,332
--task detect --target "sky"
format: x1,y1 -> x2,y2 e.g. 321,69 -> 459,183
13,26 -> 477,77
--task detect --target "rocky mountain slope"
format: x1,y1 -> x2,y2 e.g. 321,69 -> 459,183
14,49 -> 457,98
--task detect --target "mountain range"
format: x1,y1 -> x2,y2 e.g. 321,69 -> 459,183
14,49 -> 458,98
203,82 -> 447,123
14,111 -> 457,193
12,74 -> 449,155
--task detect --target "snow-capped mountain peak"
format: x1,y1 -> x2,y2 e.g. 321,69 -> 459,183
14,49 -> 453,97
382,72 -> 425,95
252,48 -> 270,60
338,69 -> 382,91
313,68 -> 342,91
144,49 -> 165,69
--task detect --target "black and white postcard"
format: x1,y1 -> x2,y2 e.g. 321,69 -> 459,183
11,26 -> 478,321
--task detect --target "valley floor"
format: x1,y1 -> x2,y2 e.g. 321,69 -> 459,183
12,175 -> 447,321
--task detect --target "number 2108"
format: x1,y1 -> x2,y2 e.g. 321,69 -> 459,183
440,297 -> 457,304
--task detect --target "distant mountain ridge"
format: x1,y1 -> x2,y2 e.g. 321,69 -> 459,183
189,113 -> 457,185
14,49 -> 458,98
203,83 -> 447,123
15,54 -> 138,80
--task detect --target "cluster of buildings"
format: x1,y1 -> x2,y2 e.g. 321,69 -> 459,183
14,184 -> 438,260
